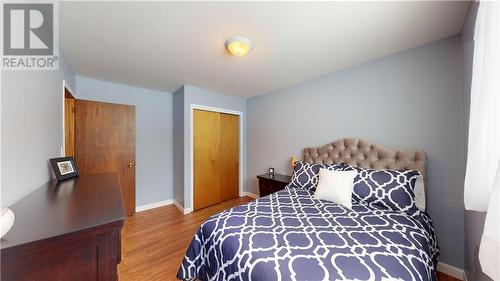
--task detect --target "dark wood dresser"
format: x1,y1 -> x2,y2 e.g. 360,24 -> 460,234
257,173 -> 292,197
0,173 -> 125,281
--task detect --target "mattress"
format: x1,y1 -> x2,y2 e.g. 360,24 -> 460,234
177,187 -> 439,281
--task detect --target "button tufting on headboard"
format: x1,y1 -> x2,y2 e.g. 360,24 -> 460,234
303,138 -> 426,182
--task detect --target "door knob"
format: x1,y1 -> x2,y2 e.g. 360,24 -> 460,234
128,162 -> 134,168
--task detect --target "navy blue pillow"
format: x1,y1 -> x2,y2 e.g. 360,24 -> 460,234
290,161 -> 346,191
344,165 -> 421,216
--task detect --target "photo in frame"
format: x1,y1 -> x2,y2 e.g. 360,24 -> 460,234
49,157 -> 79,182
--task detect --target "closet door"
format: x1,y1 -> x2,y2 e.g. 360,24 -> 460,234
193,109 -> 221,210
219,113 -> 239,202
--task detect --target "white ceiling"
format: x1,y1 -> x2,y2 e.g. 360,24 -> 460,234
60,1 -> 469,97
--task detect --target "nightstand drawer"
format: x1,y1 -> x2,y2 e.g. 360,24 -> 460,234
257,173 -> 291,197
259,179 -> 284,196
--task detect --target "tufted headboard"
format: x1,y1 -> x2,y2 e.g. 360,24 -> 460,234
303,138 -> 426,182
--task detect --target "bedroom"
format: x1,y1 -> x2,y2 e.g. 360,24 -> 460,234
1,1 -> 499,281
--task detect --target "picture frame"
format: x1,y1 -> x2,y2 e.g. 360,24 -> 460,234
268,167 -> 275,174
49,157 -> 79,182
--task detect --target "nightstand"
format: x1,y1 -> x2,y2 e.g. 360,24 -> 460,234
257,173 -> 292,197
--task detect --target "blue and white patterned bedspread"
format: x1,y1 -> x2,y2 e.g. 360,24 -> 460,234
177,187 -> 439,281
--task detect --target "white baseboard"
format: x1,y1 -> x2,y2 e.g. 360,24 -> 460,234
136,199 -> 173,212
173,200 -> 193,215
242,191 -> 259,199
437,262 -> 464,280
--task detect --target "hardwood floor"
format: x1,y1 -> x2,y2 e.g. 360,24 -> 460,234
119,196 -> 254,281
119,196 -> 460,281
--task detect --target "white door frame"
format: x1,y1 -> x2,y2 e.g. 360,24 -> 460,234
189,104 -> 244,213
61,80 -> 76,156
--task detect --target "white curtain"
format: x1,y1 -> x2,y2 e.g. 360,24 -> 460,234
463,1 -> 500,280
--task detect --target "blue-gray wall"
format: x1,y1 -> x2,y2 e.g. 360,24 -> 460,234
247,36 -> 466,268
173,85 -> 247,211
1,49 -> 75,207
75,76 -> 173,207
461,3 -> 492,281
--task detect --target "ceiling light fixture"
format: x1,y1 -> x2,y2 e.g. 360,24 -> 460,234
225,35 -> 252,57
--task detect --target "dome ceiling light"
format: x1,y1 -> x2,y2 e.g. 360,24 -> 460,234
225,35 -> 252,57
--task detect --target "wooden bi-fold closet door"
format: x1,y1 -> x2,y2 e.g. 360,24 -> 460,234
219,113 -> 239,202
194,109 -> 239,210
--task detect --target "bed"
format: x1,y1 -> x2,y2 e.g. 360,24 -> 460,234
177,138 -> 439,281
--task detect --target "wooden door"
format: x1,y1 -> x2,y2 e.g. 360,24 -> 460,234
219,113 -> 239,202
193,109 -> 239,210
75,100 -> 136,216
193,110 -> 221,210
64,88 -> 76,157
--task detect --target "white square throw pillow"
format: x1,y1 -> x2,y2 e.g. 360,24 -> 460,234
414,175 -> 426,211
314,169 -> 357,209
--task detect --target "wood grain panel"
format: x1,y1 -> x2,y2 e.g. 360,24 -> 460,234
75,100 -> 136,216
193,109 -> 221,210
219,113 -> 239,202
64,93 -> 75,157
